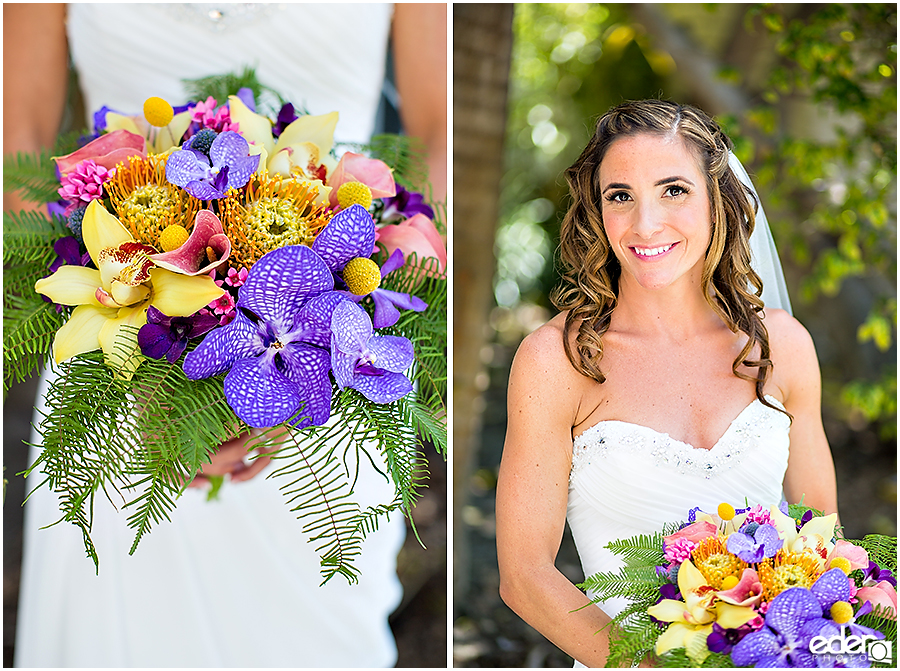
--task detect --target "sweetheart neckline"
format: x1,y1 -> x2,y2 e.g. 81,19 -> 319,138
572,395 -> 785,453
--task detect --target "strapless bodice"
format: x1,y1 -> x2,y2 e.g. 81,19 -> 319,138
566,396 -> 790,621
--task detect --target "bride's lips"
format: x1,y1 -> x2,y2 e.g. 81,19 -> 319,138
629,242 -> 678,260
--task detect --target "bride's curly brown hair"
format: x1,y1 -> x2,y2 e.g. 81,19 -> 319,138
551,99 -> 784,416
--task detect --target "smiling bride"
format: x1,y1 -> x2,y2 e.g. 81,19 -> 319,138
495,99 -> 838,668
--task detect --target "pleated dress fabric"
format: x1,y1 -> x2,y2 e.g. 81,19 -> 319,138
15,4 -> 407,668
567,396 -> 791,667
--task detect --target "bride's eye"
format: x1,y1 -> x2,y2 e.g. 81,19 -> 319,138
664,184 -> 690,198
605,191 -> 631,203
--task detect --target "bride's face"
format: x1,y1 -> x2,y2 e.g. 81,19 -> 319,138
598,133 -> 711,292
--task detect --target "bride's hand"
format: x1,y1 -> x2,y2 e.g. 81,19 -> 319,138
187,429 -> 284,488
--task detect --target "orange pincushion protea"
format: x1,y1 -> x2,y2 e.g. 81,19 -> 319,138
758,550 -> 824,601
221,175 -> 332,270
691,536 -> 747,590
105,154 -> 201,248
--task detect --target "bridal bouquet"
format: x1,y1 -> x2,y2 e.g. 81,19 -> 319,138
580,502 -> 897,667
4,71 -> 447,583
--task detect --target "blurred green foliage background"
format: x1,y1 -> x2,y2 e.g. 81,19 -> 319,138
456,4 -> 896,666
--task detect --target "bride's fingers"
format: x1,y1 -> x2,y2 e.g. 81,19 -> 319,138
229,451 -> 273,483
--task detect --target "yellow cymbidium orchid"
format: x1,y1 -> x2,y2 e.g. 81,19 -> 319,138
769,505 -> 838,566
647,559 -> 758,665
227,95 -> 335,205
35,200 -> 224,378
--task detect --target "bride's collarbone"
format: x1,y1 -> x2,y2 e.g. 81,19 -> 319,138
572,347 -> 760,448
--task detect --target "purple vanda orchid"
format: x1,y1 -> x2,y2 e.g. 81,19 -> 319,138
726,523 -> 783,563
183,245 -> 342,429
330,300 -> 414,404
165,130 -> 259,200
312,204 -> 427,328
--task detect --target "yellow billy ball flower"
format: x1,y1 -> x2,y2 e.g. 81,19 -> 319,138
159,224 -> 190,252
144,96 -> 175,128
337,181 -> 373,210
830,601 -> 854,624
828,557 -> 852,574
718,503 -> 736,521
342,257 -> 381,296
721,575 -> 740,591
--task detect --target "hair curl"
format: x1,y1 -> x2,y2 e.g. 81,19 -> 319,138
550,99 -> 784,417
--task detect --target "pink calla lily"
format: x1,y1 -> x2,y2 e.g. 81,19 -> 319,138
53,129 -> 146,177
827,539 -> 870,571
376,214 -> 447,275
716,568 -> 763,608
150,210 -> 232,276
328,152 -> 396,207
663,520 -> 718,547
856,581 -> 897,619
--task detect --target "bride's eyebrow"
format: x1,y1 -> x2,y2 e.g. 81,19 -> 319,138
601,176 -> 696,194
655,176 -> 695,186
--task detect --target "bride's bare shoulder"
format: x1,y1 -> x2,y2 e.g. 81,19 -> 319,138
510,312 -> 584,386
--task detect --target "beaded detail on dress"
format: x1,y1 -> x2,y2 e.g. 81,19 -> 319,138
570,397 -> 789,481
161,4 -> 285,33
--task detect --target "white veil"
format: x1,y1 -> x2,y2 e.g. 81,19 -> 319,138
728,152 -> 793,314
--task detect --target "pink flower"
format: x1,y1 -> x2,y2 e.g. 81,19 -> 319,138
826,539 -> 869,571
192,97 -> 239,133
225,267 -> 249,288
375,214 -> 447,276
717,568 -> 764,608
327,152 -> 396,208
663,520 -> 717,547
149,210 -> 232,276
663,537 -> 696,565
744,504 -> 773,527
53,129 -> 146,177
58,159 -> 112,206
856,580 -> 897,620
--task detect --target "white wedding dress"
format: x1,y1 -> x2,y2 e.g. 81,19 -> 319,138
15,4 -> 407,668
566,395 -> 791,667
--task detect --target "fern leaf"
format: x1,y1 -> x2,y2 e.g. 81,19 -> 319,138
3,297 -> 64,393
3,151 -> 61,204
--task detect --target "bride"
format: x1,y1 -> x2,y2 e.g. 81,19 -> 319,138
495,99 -> 838,667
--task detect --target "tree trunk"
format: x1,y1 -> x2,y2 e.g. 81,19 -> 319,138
452,3 -> 514,605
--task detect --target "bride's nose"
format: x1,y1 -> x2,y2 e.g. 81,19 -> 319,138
632,198 -> 666,239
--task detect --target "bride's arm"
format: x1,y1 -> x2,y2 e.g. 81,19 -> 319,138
767,309 -> 839,518
496,323 -> 615,667
3,3 -> 68,213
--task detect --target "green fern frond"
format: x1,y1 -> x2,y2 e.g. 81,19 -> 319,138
605,532 -> 667,566
656,649 -> 736,668
604,614 -> 660,668
182,66 -> 285,115
3,151 -> 61,204
3,208 -> 69,265
358,134 -> 429,193
579,565 -> 665,601
3,296 -> 64,394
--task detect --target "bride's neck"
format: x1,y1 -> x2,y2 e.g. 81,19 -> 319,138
611,278 -> 722,339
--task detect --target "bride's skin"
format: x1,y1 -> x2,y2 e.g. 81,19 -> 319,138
496,133 -> 838,667
5,3 -> 447,486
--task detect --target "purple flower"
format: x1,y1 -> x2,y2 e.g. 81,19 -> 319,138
330,300 -> 414,404
138,306 -> 219,364
235,87 -> 256,112
381,185 -> 435,221
862,560 -> 897,588
165,130 -> 259,200
313,204 -> 427,328
183,245 -> 338,429
48,236 -> 90,274
273,102 -> 298,137
731,587 -> 828,667
726,523 -> 783,562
